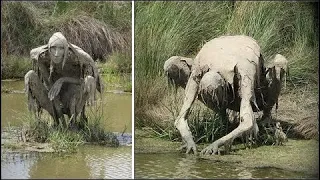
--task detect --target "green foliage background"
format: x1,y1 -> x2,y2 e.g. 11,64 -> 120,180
135,2 -> 319,141
1,1 -> 132,79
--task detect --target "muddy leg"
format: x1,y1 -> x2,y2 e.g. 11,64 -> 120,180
199,71 -> 232,153
68,96 -> 78,129
25,70 -> 63,125
175,71 -> 199,154
81,106 -> 88,123
84,76 -> 96,106
201,71 -> 255,155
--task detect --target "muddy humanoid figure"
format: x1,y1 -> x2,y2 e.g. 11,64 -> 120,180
25,32 -> 103,128
164,35 -> 288,155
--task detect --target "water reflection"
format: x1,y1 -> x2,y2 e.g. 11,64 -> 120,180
1,151 -> 36,179
173,155 -> 200,178
1,80 -> 132,179
1,146 -> 132,179
85,146 -> 132,179
135,153 -> 313,179
237,167 -> 253,179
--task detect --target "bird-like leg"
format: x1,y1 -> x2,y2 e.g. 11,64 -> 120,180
175,71 -> 199,154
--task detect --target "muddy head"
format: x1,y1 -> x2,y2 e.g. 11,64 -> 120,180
48,32 -> 69,68
163,56 -> 193,89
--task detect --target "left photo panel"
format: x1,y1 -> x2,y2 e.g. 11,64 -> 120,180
1,1 -> 132,179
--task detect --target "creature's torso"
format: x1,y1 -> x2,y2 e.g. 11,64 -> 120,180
193,35 -> 261,85
30,44 -> 96,88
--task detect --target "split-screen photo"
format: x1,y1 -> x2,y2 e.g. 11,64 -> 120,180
1,1 -> 319,179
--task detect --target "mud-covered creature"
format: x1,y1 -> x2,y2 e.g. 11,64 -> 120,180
25,32 -> 103,129
273,122 -> 287,145
163,35 -> 288,155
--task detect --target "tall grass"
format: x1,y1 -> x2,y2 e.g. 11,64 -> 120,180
135,1 -> 232,78
135,2 -> 319,140
1,2 -> 44,55
1,1 -> 131,78
1,54 -> 32,79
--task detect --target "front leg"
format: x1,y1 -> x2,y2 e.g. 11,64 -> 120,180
175,71 -> 199,154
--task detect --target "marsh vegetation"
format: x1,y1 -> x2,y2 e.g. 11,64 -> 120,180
135,1 -> 318,143
1,2 -> 132,153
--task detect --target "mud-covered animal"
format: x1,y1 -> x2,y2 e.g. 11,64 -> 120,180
25,32 -> 103,128
261,54 -> 289,125
272,54 -> 289,89
274,122 -> 287,145
164,56 -> 193,90
163,35 -> 288,155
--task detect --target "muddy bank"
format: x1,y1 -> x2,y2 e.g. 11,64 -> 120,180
1,127 -> 132,153
135,134 -> 319,176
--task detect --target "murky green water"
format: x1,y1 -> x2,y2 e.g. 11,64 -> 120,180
1,80 -> 132,179
134,153 -> 314,179
1,80 -> 132,133
1,146 -> 131,179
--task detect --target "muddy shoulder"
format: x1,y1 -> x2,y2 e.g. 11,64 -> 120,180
135,130 -> 319,175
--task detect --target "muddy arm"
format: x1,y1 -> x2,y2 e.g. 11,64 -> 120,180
48,77 -> 83,101
175,70 -> 199,154
69,43 -> 103,93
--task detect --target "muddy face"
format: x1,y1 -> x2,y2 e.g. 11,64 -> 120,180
49,43 -> 65,64
164,56 -> 193,89
48,32 -> 68,64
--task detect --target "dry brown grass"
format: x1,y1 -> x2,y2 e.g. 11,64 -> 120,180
275,84 -> 318,139
53,15 -> 129,62
1,2 -> 130,62
1,2 -> 43,55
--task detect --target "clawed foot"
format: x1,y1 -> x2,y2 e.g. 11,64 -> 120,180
178,140 -> 197,155
200,143 -> 219,156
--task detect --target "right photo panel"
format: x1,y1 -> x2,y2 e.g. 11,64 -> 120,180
134,1 -> 319,179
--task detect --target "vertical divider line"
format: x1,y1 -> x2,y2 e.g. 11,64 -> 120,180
131,1 -> 135,179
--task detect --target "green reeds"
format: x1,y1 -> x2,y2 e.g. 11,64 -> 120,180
18,104 -> 119,153
135,2 -> 319,141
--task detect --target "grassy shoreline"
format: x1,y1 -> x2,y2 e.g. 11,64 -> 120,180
135,131 -> 319,176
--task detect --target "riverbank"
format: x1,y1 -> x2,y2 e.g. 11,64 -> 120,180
1,126 -> 132,154
135,129 -> 318,177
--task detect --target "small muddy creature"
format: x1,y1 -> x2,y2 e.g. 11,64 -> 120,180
25,32 -> 103,129
274,122 -> 287,146
272,54 -> 289,89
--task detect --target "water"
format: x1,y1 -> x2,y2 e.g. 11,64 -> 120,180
1,146 -> 131,179
1,80 -> 132,179
1,80 -> 132,133
134,153 -> 314,179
